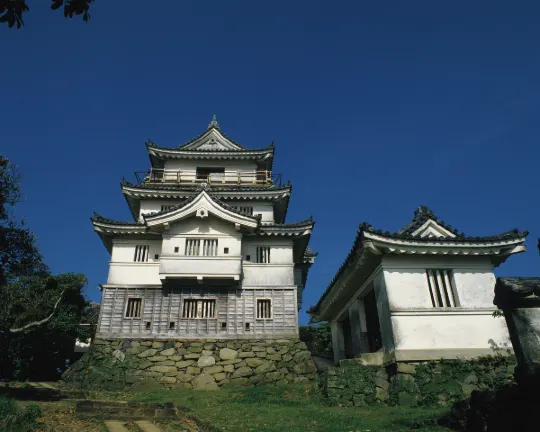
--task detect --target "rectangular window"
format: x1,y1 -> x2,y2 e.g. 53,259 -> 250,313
257,299 -> 272,319
133,245 -> 149,262
185,239 -> 218,256
125,298 -> 142,318
161,204 -> 175,212
232,206 -> 254,215
196,167 -> 225,180
182,299 -> 216,319
426,269 -> 458,307
256,247 -> 271,263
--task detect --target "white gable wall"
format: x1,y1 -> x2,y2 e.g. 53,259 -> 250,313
108,239 -> 162,285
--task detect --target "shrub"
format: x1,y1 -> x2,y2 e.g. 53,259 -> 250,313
0,395 -> 41,432
299,322 -> 332,357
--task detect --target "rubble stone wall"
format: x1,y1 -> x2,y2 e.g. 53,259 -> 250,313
62,338 -> 317,391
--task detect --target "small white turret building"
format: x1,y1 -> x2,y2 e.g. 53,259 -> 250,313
92,117 -> 316,340
309,206 -> 527,364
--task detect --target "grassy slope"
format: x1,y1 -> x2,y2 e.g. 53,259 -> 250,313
134,384 -> 453,432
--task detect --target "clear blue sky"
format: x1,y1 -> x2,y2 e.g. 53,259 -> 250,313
2,1 -> 540,324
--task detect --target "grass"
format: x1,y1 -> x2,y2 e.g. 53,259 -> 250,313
133,383 -> 453,432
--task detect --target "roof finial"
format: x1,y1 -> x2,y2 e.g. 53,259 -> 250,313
208,114 -> 219,129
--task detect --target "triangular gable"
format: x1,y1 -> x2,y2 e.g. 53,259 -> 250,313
144,189 -> 259,229
179,127 -> 246,151
410,219 -> 457,238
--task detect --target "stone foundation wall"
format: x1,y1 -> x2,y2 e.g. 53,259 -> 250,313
62,338 -> 317,391
323,356 -> 516,407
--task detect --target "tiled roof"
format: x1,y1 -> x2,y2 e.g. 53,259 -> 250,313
122,179 -> 290,193
91,212 -> 145,226
395,205 -> 462,237
495,277 -> 540,306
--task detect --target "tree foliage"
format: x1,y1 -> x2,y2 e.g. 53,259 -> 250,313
0,155 -> 90,380
0,0 -> 95,28
299,322 -> 333,357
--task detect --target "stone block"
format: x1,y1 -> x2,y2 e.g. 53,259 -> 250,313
293,351 -> 312,362
176,348 -> 187,355
164,342 -> 175,349
176,372 -> 193,382
188,346 -> 203,353
168,355 -> 182,361
256,352 -> 267,358
140,341 -> 153,346
266,371 -> 282,381
198,356 -> 216,367
126,347 -> 142,355
255,361 -> 276,374
142,371 -> 161,377
219,348 -> 239,360
175,360 -> 195,369
138,360 -> 152,370
131,341 -> 141,348
397,363 -> 416,374
375,377 -> 389,391
152,360 -> 176,367
203,344 -> 214,351
148,356 -> 168,362
233,367 -> 253,377
184,353 -> 201,359
160,376 -> 176,384
190,342 -> 203,347
266,347 -> 277,354
293,361 -> 316,375
246,358 -> 265,368
214,373 -> 227,381
267,354 -> 282,361
239,352 -> 255,358
295,342 -> 308,350
152,342 -> 164,349
376,387 -> 389,401
174,342 -> 184,348
204,365 -> 224,375
192,374 -> 218,390
282,354 -> 292,362
249,374 -> 266,384
202,350 -> 214,356
187,367 -> 201,374
217,358 -> 242,365
160,348 -> 176,356
150,366 -> 177,373
252,346 -> 266,352
138,349 -> 158,358
227,377 -> 249,386
224,364 -> 235,373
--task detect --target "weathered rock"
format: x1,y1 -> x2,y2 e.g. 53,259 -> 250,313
256,352 -> 267,358
233,367 -> 253,377
293,351 -> 312,362
219,348 -> 239,360
175,360 -> 195,369
188,346 -> 203,353
267,353 -> 282,361
223,364 -> 235,373
204,365 -> 224,375
265,371 -> 282,381
202,350 -> 213,356
160,376 -> 176,384
246,358 -> 265,368
375,377 -> 389,391
192,374 -> 218,390
148,356 -> 168,362
152,360 -> 176,367
198,356 -> 216,367
250,374 -> 266,384
293,361 -> 316,375
168,355 -> 182,361
214,372 -> 227,381
184,353 -> 201,359
150,366 -> 177,373
376,387 -> 389,401
139,360 -> 153,370
397,363 -> 416,374
176,372 -> 193,382
239,352 -> 255,358
138,349 -> 158,358
176,348 -> 187,355
255,361 -> 276,374
152,342 -> 164,349
187,367 -> 201,375
160,348 -> 176,356
266,347 -> 277,354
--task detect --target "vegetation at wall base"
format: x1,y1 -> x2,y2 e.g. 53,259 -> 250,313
0,395 -> 41,432
299,322 -> 332,358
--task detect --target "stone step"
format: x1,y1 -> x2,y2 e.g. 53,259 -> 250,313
104,420 -> 131,432
135,420 -> 164,432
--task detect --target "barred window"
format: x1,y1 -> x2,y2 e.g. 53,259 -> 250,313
256,246 -> 271,263
161,204 -> 175,212
185,239 -> 218,256
125,298 -> 142,318
257,299 -> 272,319
182,299 -> 216,319
426,269 -> 459,307
232,206 -> 253,215
134,245 -> 149,262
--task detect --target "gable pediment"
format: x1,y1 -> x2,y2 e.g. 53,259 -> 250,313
180,128 -> 244,151
144,190 -> 259,230
411,219 -> 457,239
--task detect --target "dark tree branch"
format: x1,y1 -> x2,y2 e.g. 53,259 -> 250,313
9,288 -> 66,333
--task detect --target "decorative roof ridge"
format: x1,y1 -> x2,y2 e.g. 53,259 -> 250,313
91,212 -> 145,226
304,246 -> 319,257
121,181 -> 291,193
261,217 -> 315,228
495,277 -> 540,304
394,205 -> 463,237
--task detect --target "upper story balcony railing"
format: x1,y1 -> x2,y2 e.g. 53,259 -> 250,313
134,168 -> 282,187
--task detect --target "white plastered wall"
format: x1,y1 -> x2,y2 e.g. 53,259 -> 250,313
108,239 -> 162,285
381,255 -> 511,359
242,237 -> 295,286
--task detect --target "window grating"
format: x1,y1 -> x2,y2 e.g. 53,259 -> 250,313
232,206 -> 254,215
257,299 -> 272,319
182,299 -> 216,319
185,239 -> 218,256
161,204 -> 175,212
256,247 -> 271,263
133,245 -> 149,262
426,269 -> 458,307
125,298 -> 142,318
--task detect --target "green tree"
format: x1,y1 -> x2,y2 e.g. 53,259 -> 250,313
0,0 -> 95,28
299,322 -> 332,357
0,155 -> 90,380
